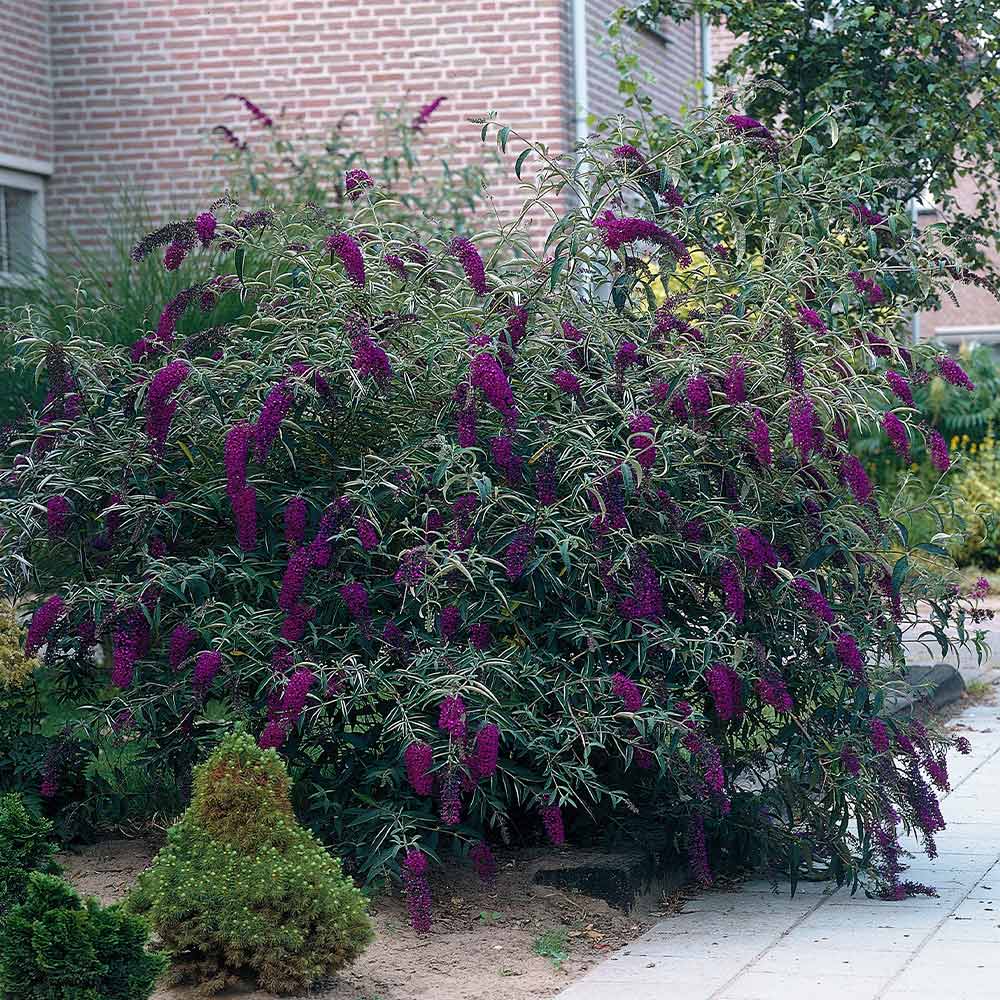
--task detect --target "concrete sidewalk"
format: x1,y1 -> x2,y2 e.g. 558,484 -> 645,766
559,699 -> 1000,1000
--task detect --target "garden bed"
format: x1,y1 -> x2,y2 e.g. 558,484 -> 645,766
61,839 -> 662,1000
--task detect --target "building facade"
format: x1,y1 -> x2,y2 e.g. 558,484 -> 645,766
0,1 -> 995,343
0,1 -> 699,261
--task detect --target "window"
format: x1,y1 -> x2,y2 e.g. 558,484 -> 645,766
0,167 -> 45,289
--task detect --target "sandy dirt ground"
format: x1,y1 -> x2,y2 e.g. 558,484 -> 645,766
61,839 -> 666,1000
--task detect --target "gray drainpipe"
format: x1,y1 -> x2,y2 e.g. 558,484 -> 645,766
700,14 -> 714,104
572,0 -> 589,149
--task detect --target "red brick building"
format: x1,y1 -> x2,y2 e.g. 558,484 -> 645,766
0,1 -> 995,343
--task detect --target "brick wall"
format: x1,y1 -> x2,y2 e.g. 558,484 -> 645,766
917,172 -> 1000,343
46,0 -> 574,248
0,0 -> 53,169
585,0 -> 700,123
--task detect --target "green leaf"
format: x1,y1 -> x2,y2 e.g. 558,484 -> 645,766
515,148 -> 531,179
234,248 -> 245,286
891,555 -> 908,595
498,126 -> 511,153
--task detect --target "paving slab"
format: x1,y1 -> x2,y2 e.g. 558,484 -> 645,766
557,691 -> 1000,1000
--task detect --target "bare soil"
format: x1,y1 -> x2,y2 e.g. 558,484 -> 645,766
60,839 -> 664,1000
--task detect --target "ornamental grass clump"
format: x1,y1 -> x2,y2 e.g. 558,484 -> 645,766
127,731 -> 371,994
0,872 -> 165,1000
0,99 -> 990,911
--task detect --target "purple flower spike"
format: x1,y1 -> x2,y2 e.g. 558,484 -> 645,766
928,429 -> 950,472
835,631 -> 866,685
404,742 -> 434,795
46,496 -> 72,538
438,695 -> 467,744
145,360 -> 190,455
403,849 -> 433,932
193,650 -> 223,693
284,497 -> 308,546
195,212 -> 217,245
356,517 -> 380,551
611,672 -> 643,712
325,232 -> 366,286
253,380 -> 294,463
169,623 -> 198,670
340,582 -> 370,623
748,409 -> 773,466
470,724 -> 500,780
725,355 -> 747,404
789,394 -> 820,459
593,210 -> 691,265
882,412 -> 910,461
440,606 -> 461,641
935,355 -> 974,391
450,236 -> 488,295
224,422 -> 253,498
792,578 -> 834,623
25,595 -> 65,657
345,168 -> 373,199
707,662 -> 743,721
233,486 -> 257,550
540,797 -> 565,845
798,306 -> 828,335
413,95 -> 446,131
840,454 -> 874,505
886,371 -> 914,407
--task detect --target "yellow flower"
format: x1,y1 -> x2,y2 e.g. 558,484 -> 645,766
0,610 -> 36,691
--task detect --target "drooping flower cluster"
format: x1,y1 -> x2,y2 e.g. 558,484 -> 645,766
258,667 -> 315,748
192,650 -> 222,694
325,232 -> 366,286
25,595 -> 65,657
593,210 -> 691,265
438,695 -> 467,744
540,798 -> 565,845
45,496 -> 71,539
450,236 -> 488,295
706,662 -> 743,721
405,742 -> 435,795
351,331 -> 393,385
757,673 -> 794,713
344,168 -> 373,198
402,849 -> 433,932
168,623 -> 198,671
934,355 -> 974,390
145,360 -> 190,455
789,394 -> 820,459
412,95 -> 446,131
848,270 -> 885,305
611,672 -> 643,712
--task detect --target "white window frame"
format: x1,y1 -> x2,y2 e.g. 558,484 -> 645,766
0,166 -> 47,289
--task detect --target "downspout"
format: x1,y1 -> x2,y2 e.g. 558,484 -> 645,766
910,198 -> 922,344
571,0 -> 588,149
700,14 -> 714,105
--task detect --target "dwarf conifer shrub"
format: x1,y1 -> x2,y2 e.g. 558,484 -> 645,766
0,792 -> 59,915
127,731 -> 372,994
0,871 -> 165,1000
1,101 -> 992,911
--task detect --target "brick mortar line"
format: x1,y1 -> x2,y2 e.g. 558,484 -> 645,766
703,729 -> 1000,999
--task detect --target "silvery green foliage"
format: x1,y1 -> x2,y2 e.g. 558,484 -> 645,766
1,104 -> 988,897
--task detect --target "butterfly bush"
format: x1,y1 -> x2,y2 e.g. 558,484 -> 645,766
0,103 -> 989,906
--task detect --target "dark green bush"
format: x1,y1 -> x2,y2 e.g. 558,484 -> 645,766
0,792 -> 59,915
128,731 -> 372,994
0,871 -> 165,1000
